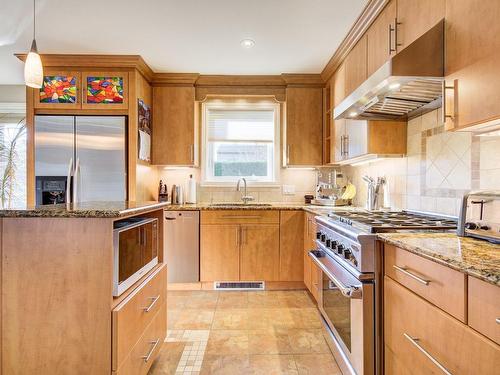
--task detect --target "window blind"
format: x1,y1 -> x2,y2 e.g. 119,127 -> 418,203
207,109 -> 275,142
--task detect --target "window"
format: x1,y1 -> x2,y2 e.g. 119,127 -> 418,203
202,101 -> 280,184
0,114 -> 27,208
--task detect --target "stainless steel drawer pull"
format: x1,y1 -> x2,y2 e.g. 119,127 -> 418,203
393,265 -> 430,285
404,333 -> 452,375
142,338 -> 161,363
221,215 -> 262,219
143,295 -> 161,312
496,318 -> 500,325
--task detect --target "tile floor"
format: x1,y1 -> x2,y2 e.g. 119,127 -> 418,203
148,290 -> 342,375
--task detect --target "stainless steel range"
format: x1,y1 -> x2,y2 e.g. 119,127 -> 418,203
309,210 -> 457,375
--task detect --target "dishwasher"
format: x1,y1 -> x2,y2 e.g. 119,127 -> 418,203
164,210 -> 200,283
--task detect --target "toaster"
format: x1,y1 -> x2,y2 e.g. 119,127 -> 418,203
458,190 -> 500,243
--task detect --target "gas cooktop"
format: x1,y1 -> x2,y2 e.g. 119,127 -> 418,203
327,210 -> 457,233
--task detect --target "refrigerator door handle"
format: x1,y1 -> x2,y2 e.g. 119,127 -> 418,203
73,158 -> 80,203
66,157 -> 73,204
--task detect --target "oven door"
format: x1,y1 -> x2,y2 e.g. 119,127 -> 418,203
310,251 -> 374,375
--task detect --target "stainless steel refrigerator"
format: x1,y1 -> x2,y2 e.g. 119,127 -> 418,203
35,116 -> 127,205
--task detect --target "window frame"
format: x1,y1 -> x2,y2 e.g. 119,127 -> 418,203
201,99 -> 281,186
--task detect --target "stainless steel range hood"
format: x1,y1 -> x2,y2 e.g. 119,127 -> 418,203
334,20 -> 444,121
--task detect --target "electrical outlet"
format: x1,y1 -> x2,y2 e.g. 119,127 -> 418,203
282,185 -> 295,195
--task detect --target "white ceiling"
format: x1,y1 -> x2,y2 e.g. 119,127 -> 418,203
0,0 -> 367,84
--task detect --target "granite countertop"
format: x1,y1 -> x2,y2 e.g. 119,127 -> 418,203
378,232 -> 500,286
0,201 -> 168,218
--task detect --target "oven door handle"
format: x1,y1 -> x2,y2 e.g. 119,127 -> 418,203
309,251 -> 362,299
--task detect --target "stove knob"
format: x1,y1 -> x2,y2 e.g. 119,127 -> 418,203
316,231 -> 321,240
330,240 -> 338,249
480,225 -> 490,230
344,249 -> 352,260
325,238 -> 331,247
336,244 -> 345,254
465,222 -> 478,230
320,234 -> 326,242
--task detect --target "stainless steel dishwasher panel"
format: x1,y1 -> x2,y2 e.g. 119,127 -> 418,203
164,210 -> 200,283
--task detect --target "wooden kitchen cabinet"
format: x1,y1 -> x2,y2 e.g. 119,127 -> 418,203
366,0 -> 397,77
396,0 -> 445,51
285,87 -> 323,166
152,86 -> 196,165
81,71 -> 129,110
344,35 -> 367,97
468,276 -> 500,345
335,119 -> 406,164
303,213 -> 317,295
384,276 -> 500,375
444,0 -> 500,131
200,224 -> 240,281
280,210 -> 304,281
240,225 -> 280,281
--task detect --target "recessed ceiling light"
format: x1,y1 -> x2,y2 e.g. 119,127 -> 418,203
240,38 -> 255,48
389,82 -> 401,90
349,111 -> 358,117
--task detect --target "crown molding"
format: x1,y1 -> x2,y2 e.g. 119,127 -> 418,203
152,73 -> 200,86
15,54 -> 154,81
320,0 -> 389,82
281,73 -> 324,87
195,75 -> 286,87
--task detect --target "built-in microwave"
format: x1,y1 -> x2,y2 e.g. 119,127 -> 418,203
113,217 -> 159,296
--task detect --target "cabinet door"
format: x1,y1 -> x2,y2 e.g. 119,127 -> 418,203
333,63 -> 346,107
285,87 -> 323,166
345,120 -> 368,159
279,210 -> 304,281
334,119 -> 346,162
81,71 -> 129,110
152,86 -> 196,165
384,276 -> 500,375
200,224 -> 239,281
396,0 -> 445,52
240,225 -> 280,281
35,70 -> 81,109
444,0 -> 500,130
310,261 -> 321,303
303,214 -> 312,291
366,0 -> 397,77
344,35 -> 367,97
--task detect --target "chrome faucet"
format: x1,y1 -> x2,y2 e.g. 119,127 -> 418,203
236,178 -> 254,204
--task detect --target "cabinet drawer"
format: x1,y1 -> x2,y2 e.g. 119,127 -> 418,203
115,302 -> 167,375
113,265 -> 167,370
384,244 -> 466,321
384,276 -> 500,375
468,276 -> 500,345
201,210 -> 279,225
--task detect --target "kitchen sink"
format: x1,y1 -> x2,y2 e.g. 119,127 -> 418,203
208,203 -> 273,207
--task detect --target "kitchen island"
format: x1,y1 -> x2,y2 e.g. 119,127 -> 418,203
0,201 -> 168,375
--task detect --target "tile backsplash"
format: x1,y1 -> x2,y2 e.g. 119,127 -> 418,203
343,108 -> 500,216
156,167 -> 318,203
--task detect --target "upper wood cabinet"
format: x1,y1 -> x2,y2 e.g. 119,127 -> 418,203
366,0 -> 397,77
344,35 -> 368,97
444,0 -> 500,131
335,120 -> 406,163
396,0 -> 445,51
285,87 -> 323,166
152,86 -> 196,165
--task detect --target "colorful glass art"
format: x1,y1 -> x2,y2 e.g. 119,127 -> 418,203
39,76 -> 77,103
86,76 -> 124,104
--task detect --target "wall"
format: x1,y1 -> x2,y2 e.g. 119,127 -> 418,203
156,167 -> 318,203
0,85 -> 25,103
343,108 -> 500,216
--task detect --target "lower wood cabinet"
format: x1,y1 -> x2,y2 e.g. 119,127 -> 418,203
303,212 -> 318,298
310,261 -> 322,303
468,276 -> 500,345
200,210 -> 302,282
113,265 -> 167,371
240,225 -> 280,281
384,276 -> 500,375
200,224 -> 240,281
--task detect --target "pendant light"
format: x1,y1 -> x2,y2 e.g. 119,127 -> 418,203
24,0 -> 43,88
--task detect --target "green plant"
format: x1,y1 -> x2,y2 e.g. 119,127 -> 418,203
0,118 -> 26,208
